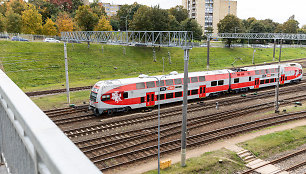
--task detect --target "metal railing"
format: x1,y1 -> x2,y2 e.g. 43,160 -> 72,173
0,32 -> 61,42
218,33 -> 306,40
0,70 -> 101,174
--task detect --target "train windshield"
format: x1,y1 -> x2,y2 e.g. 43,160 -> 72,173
90,92 -> 98,101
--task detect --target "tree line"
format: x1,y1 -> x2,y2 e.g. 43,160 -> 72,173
0,0 -> 305,40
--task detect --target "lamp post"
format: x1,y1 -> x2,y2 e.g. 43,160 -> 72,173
144,75 -> 168,174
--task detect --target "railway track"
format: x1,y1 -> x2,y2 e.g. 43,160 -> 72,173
242,148 -> 306,173
91,111 -> 306,171
63,83 -> 306,137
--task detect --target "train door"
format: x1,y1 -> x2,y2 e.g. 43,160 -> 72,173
280,74 -> 285,84
254,78 -> 259,88
199,85 -> 206,98
146,92 -> 155,107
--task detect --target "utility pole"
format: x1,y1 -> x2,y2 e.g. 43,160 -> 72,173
64,42 -> 70,104
275,39 -> 282,113
181,47 -> 191,167
252,48 -> 256,65
273,39 -> 276,61
207,35 -> 210,70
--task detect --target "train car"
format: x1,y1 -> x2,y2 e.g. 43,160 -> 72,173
89,63 -> 303,116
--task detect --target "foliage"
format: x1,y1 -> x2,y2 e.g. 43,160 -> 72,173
110,17 -> 119,31
5,10 -> 22,33
89,0 -> 105,18
129,5 -> 152,30
30,0 -> 60,23
169,5 -> 188,23
0,2 -> 8,15
56,12 -> 74,35
21,4 -> 43,34
74,5 -> 98,31
7,0 -> 25,15
49,0 -> 73,12
0,13 -> 5,32
116,2 -> 142,31
94,15 -> 112,31
217,15 -> 242,46
42,18 -> 57,35
181,18 -> 203,40
151,5 -> 170,31
168,14 -> 180,31
249,20 -> 266,33
282,15 -> 299,33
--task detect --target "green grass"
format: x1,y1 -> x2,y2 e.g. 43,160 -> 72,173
239,126 -> 306,159
144,149 -> 245,174
31,90 -> 90,110
1,40 -> 306,92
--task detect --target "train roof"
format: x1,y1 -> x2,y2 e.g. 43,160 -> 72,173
240,63 -> 301,72
95,69 -> 231,87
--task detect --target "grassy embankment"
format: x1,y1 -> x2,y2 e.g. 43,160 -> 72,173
1,41 -> 306,109
144,103 -> 306,174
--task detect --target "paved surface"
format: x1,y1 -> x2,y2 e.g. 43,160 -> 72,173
114,119 -> 306,174
0,164 -> 8,174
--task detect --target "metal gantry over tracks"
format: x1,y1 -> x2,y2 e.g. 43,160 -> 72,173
217,33 -> 306,40
61,31 -> 194,47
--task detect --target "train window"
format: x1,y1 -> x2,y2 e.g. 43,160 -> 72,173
261,69 -> 265,74
271,78 -> 275,83
260,80 -> 265,84
175,92 -> 182,98
285,76 -> 287,81
271,68 -> 275,73
160,94 -> 165,100
199,76 -> 205,82
166,93 -> 173,99
218,80 -> 224,86
101,94 -> 110,101
265,69 -> 269,74
234,78 -> 239,83
141,97 -> 145,103
191,77 -> 198,83
275,68 -> 278,73
249,77 -> 252,81
299,70 -> 302,74
188,90 -> 191,95
156,80 -> 165,87
136,82 -> 145,89
191,89 -> 198,95
174,78 -> 182,85
147,95 -> 150,101
165,79 -> 174,86
265,79 -> 269,83
255,70 -> 260,75
123,92 -> 128,99
211,81 -> 217,86
146,81 -> 156,88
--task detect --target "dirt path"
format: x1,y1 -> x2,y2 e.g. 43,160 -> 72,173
113,119 -> 306,174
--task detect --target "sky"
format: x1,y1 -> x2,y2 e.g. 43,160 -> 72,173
99,0 -> 306,27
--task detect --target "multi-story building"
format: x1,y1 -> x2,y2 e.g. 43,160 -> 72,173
102,3 -> 121,16
182,0 -> 237,35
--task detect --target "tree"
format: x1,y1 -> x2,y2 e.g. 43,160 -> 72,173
0,2 -> 8,15
0,13 -> 5,32
217,15 -> 242,46
29,0 -> 60,23
49,0 -> 73,12
42,18 -> 57,35
241,17 -> 256,32
5,10 -> 22,33
56,12 -> 74,35
94,15 -> 112,31
90,0 -> 105,18
129,6 -> 153,31
249,20 -> 266,33
282,15 -> 299,33
169,5 -> 188,23
117,2 -> 142,31
151,5 -> 169,31
168,14 -> 180,31
8,0 -> 25,15
21,4 -> 43,34
75,5 -> 98,31
181,18 -> 203,40
110,17 -> 119,31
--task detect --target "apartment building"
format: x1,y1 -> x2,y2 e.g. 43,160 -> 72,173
182,0 -> 237,35
102,3 -> 121,16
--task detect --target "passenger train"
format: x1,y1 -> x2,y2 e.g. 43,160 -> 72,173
89,63 -> 303,116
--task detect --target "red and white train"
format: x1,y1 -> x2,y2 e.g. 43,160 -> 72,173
89,63 -> 303,115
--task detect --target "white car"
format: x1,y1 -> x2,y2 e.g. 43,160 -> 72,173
44,38 -> 60,43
